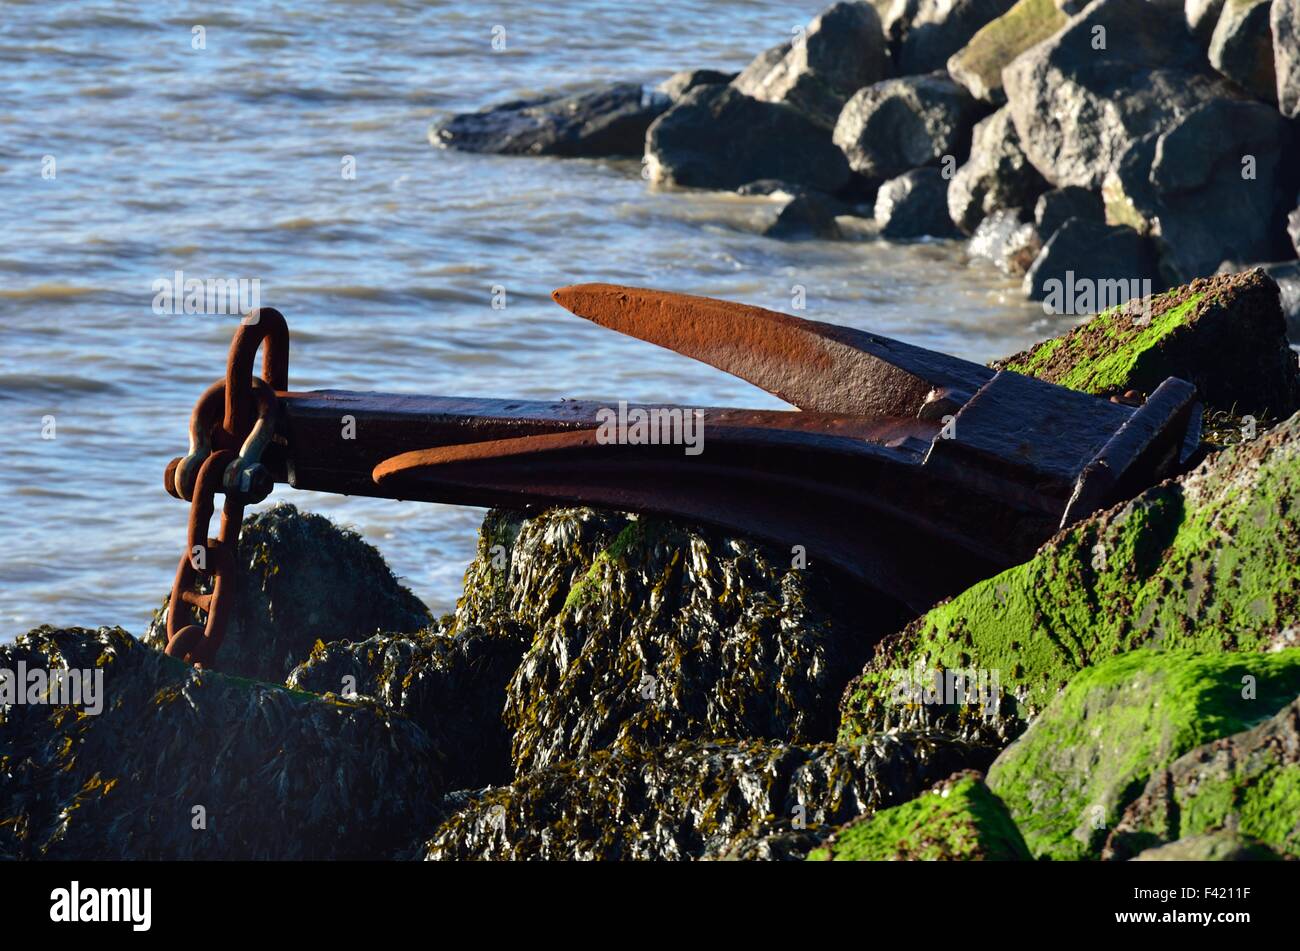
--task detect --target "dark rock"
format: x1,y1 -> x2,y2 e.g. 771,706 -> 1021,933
431,82 -> 669,157
948,0 -> 1070,105
286,617 -> 531,789
1105,694 -> 1300,860
1003,0 -> 1241,189
897,0 -> 1017,76
1275,0 -> 1300,117
1102,100 -> 1296,284
732,2 -> 889,128
1209,0 -> 1276,103
1023,218 -> 1161,303
1187,0 -> 1228,44
1131,831 -> 1282,861
1034,186 -> 1105,240
875,168 -> 962,238
657,68 -> 736,102
766,192 -> 845,239
966,209 -> 1041,274
1261,260 -> 1300,337
0,626 -> 444,860
871,0 -> 924,41
833,72 -> 983,180
423,734 -> 995,860
947,105 -> 1049,234
1290,197 -> 1300,257
647,85 -> 851,192
143,502 -> 430,683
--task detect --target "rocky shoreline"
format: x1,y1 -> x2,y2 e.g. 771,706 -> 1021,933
4,265 -> 1300,860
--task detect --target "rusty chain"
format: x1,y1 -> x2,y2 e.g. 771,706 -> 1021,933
163,308 -> 289,667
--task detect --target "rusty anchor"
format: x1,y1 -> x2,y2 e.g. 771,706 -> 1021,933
162,284 -> 1201,666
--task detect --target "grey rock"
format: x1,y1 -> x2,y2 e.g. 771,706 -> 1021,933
1291,199 -> 1300,256
1210,0 -> 1277,102
967,209 -> 1042,275
766,192 -> 846,239
1187,0 -> 1228,43
947,105 -> 1049,234
1023,218 -> 1161,302
647,85 -> 852,192
897,0 -> 1017,76
833,71 -> 983,180
657,68 -> 736,102
144,502 -> 431,683
1003,0 -> 1241,188
431,82 -> 669,157
1131,831 -> 1281,861
871,0 -> 924,40
732,2 -> 888,127
875,167 -> 962,238
1034,186 -> 1105,239
1260,260 -> 1300,338
1276,0 -> 1300,117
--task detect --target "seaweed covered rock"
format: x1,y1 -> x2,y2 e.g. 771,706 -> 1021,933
984,650 -> 1300,861
144,502 -> 430,683
646,85 -> 851,193
430,82 -> 669,157
423,734 -> 994,860
731,2 -> 889,128
477,508 -> 901,775
895,0 -> 1017,76
1104,694 -> 1300,859
839,408 -> 1300,747
0,626 -> 444,860
947,106 -> 1049,233
807,770 -> 1031,860
1000,269 -> 1300,415
947,0 -> 1069,104
286,616 -> 531,789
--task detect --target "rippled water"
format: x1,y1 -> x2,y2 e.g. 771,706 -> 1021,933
0,0 -> 1047,639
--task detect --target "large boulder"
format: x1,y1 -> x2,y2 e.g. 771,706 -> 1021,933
896,0 -> 1017,76
1105,695 -> 1300,859
0,626 -> 444,860
1209,0 -> 1277,103
765,191 -> 846,239
1275,0 -> 1300,117
833,72 -> 984,180
947,106 -> 1050,234
143,502 -> 430,683
948,0 -> 1070,105
1003,0 -> 1241,189
657,68 -> 736,102
1101,100 -> 1296,284
985,649 -> 1300,860
1033,185 -> 1105,240
646,85 -> 852,192
423,734 -> 994,860
431,82 -> 669,157
875,167 -> 962,238
807,770 -> 1031,860
1022,218 -> 1162,304
732,2 -> 889,128
839,398 -> 1300,748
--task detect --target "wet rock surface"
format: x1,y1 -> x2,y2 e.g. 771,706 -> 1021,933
807,769 -> 1030,860
986,649 -> 1300,861
431,82 -> 669,157
966,208 -> 1041,274
0,626 -> 444,860
766,191 -> 846,239
143,502 -> 430,683
875,167 -> 961,238
422,734 -> 994,860
1104,694 -> 1300,860
840,403 -> 1300,747
947,105 -> 1048,234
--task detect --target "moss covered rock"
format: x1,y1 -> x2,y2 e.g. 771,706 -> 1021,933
807,770 -> 1030,860
984,649 -> 1300,861
1129,831 -> 1281,861
423,732 -> 994,861
839,408 -> 1300,746
996,269 -> 1300,417
947,0 -> 1069,104
465,507 -> 900,776
0,626 -> 444,860
144,502 -> 430,683
1104,694 -> 1300,859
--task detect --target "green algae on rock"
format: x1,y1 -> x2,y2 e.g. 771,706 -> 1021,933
470,507 -> 902,777
144,502 -> 430,683
839,408 -> 1300,746
947,0 -> 1069,105
423,733 -> 995,861
995,269 -> 1300,417
984,649 -> 1300,861
806,770 -> 1031,861
1104,694 -> 1300,860
0,626 -> 444,860
287,616 -> 531,789
1129,831 -> 1281,861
